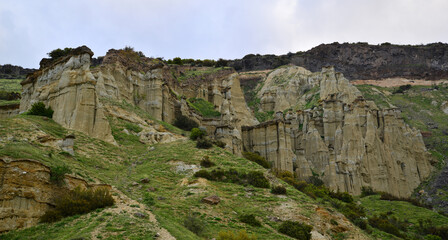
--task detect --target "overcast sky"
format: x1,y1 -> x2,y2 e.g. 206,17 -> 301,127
1,0 -> 448,68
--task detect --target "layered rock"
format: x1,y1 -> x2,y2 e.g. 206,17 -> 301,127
243,66 -> 434,197
228,42 -> 448,80
0,158 -> 110,232
20,46 -> 257,150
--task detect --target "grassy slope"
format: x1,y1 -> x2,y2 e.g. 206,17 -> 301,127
0,114 -> 321,239
0,79 -> 22,106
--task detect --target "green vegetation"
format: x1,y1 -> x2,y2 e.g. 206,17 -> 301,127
239,214 -> 261,227
40,187 -> 114,223
217,230 -> 257,240
278,221 -> 312,240
190,127 -> 206,140
49,165 -> 71,185
187,97 -> 221,117
243,152 -> 271,169
47,47 -> 73,59
271,185 -> 287,195
0,79 -> 22,92
173,115 -> 199,131
194,169 -> 270,188
27,101 -> 54,118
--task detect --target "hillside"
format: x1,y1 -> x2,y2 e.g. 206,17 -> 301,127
227,42 -> 448,80
2,45 -> 448,240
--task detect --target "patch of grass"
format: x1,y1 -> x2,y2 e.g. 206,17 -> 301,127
0,79 -> 22,92
187,98 -> 221,118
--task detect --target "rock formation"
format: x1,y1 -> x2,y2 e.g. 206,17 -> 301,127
0,158 -> 110,233
228,42 -> 448,80
20,46 -> 257,151
242,66 -> 434,197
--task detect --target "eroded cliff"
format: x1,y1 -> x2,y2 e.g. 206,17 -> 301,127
242,66 -> 434,197
0,158 -> 110,233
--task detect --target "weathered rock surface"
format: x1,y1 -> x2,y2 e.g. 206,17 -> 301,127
0,158 -> 110,233
243,66 -> 434,197
20,46 -> 256,150
0,104 -> 19,119
228,42 -> 448,80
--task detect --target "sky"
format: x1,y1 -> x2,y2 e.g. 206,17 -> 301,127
1,0 -> 448,68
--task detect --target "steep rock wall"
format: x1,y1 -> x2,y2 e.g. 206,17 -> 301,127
242,66 -> 434,197
0,158 -> 110,233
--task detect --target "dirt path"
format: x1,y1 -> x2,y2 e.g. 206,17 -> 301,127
352,78 -> 448,87
90,187 -> 176,240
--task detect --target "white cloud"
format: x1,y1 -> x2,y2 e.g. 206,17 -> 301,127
0,0 -> 447,68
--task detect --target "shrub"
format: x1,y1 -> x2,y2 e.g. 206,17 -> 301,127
271,185 -> 287,195
27,102 -> 54,118
278,221 -> 312,240
360,186 -> 376,197
183,213 -> 205,235
380,192 -> 432,209
214,140 -> 226,148
393,84 -> 412,94
190,128 -> 206,140
194,169 -> 269,188
196,138 -> 213,149
143,192 -> 155,207
194,169 -> 212,179
40,187 -> 114,223
329,191 -> 353,203
368,214 -> 403,238
218,230 -> 257,240
124,122 -> 142,133
306,175 -> 324,187
173,115 -> 198,131
200,156 -> 215,168
47,47 -> 73,59
243,152 -> 271,169
50,165 -> 71,185
247,171 -> 270,188
239,214 -> 261,227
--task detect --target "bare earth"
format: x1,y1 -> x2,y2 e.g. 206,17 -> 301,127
352,78 -> 448,87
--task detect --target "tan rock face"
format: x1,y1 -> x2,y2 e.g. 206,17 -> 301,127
0,158 -> 110,233
20,47 -> 256,149
243,66 -> 433,197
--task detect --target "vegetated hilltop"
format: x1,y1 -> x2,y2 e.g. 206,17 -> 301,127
227,42 -> 448,80
0,64 -> 35,79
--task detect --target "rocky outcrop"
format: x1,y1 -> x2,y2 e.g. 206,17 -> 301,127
20,46 -> 114,143
0,104 -> 19,119
0,158 -> 110,233
242,66 -> 434,197
0,64 -> 35,79
20,46 -> 257,150
228,42 -> 448,80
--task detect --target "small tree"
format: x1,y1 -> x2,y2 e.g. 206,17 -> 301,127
27,102 -> 54,118
47,48 -> 73,59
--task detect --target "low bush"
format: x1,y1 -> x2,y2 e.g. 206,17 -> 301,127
393,84 -> 412,94
173,115 -> 198,131
193,169 -> 270,189
213,140 -> 226,148
196,138 -> 213,149
142,192 -> 155,207
278,221 -> 312,240
50,165 -> 71,185
247,171 -> 270,188
217,230 -> 257,240
329,191 -> 353,203
124,122 -> 142,133
190,128 -> 206,140
200,156 -> 215,168
243,152 -> 271,169
306,175 -> 324,187
418,219 -> 448,240
239,214 -> 261,227
40,187 -> 114,223
368,214 -> 404,238
271,185 -> 287,195
183,213 -> 205,236
360,186 -> 376,197
380,192 -> 432,209
27,101 -> 54,118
